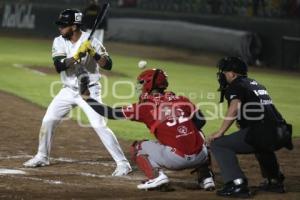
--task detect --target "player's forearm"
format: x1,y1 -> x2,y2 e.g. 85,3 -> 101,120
86,98 -> 125,120
218,99 -> 240,134
53,56 -> 76,73
96,55 -> 112,70
218,117 -> 235,135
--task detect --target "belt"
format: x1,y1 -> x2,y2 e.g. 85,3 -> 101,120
64,83 -> 98,91
171,147 -> 202,159
88,83 -> 98,88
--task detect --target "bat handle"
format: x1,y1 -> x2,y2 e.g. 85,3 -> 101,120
79,52 -> 87,58
75,52 -> 87,64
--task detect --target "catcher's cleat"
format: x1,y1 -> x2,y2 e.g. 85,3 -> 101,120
200,177 -> 215,191
137,171 -> 169,190
192,163 -> 215,191
23,155 -> 50,168
112,161 -> 132,176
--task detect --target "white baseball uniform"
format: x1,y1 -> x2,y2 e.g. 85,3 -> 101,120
35,31 -> 129,165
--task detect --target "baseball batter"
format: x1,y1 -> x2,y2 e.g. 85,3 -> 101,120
83,69 -> 216,190
23,9 -> 132,176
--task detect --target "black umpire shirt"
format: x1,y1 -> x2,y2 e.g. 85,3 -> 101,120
225,76 -> 283,129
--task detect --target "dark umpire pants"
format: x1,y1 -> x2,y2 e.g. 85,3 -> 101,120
210,128 -> 281,183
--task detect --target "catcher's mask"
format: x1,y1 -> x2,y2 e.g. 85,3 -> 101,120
217,57 -> 248,102
136,69 -> 168,99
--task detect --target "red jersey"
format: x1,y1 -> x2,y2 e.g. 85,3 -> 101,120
122,92 -> 204,155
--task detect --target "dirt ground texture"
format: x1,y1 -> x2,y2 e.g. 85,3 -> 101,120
0,92 -> 299,200
0,42 -> 299,199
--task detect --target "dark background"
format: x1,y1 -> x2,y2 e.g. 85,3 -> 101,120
1,0 -> 300,70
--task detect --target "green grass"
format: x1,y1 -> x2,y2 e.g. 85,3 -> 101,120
0,36 -> 299,140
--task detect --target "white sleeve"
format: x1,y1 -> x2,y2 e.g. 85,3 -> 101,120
91,38 -> 109,57
52,37 -> 66,58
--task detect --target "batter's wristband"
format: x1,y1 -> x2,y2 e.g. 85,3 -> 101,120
94,53 -> 101,61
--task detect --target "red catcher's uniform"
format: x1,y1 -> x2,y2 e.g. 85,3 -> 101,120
122,92 -> 204,155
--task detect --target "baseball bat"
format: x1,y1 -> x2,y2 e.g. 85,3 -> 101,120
78,2 -> 110,61
88,2 -> 110,41
76,2 -> 110,95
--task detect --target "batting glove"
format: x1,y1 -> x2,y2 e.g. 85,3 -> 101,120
73,40 -> 91,61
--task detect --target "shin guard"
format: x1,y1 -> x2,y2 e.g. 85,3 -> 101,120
136,154 -> 158,179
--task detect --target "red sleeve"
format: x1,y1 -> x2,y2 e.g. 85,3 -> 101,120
121,103 -> 139,121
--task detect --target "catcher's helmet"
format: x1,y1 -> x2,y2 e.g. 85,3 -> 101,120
55,9 -> 83,26
218,57 -> 248,76
137,69 -> 168,94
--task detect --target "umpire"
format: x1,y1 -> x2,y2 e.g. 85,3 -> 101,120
208,57 -> 293,198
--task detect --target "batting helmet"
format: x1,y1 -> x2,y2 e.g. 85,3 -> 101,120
218,57 -> 248,76
137,69 -> 168,94
55,9 -> 83,26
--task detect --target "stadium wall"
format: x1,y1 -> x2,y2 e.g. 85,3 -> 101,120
112,8 -> 300,69
107,18 -> 261,64
1,1 -> 299,69
0,2 -> 260,64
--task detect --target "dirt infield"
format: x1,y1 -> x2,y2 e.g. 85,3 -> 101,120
0,91 -> 299,199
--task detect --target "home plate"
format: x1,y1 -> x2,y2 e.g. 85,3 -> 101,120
0,169 -> 26,175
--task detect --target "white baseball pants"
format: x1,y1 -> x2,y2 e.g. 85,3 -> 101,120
36,84 -> 128,164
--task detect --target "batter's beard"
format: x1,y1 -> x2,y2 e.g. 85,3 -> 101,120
62,30 -> 74,40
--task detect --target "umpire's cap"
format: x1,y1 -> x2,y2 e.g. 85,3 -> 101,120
218,57 -> 248,75
55,9 -> 83,26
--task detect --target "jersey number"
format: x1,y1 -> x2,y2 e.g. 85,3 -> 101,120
166,108 -> 189,127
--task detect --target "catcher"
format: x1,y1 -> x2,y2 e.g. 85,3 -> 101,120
82,68 -> 215,190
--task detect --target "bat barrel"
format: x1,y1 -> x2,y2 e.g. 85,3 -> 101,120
88,3 -> 110,41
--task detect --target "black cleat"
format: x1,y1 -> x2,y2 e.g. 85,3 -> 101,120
217,179 -> 252,198
258,178 -> 285,193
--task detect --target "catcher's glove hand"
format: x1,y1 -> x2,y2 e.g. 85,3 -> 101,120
76,66 -> 90,95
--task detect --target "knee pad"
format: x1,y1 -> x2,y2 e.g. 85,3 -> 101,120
130,141 -> 138,162
130,140 -> 147,162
